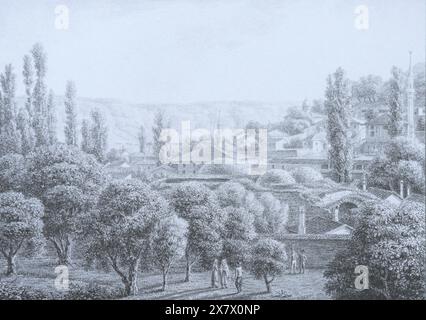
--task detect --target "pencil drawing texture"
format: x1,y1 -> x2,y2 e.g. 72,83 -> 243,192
0,0 -> 424,300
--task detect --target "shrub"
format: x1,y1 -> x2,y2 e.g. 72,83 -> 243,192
64,283 -> 125,300
0,282 -> 54,300
291,167 -> 323,184
257,169 -> 295,187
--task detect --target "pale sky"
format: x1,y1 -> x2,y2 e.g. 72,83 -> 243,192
0,0 -> 424,103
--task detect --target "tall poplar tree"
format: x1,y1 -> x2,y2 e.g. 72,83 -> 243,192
325,67 -> 353,183
64,81 -> 78,146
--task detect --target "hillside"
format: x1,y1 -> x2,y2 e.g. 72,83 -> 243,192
16,97 -> 295,151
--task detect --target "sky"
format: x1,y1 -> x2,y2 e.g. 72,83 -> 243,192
0,0 -> 424,104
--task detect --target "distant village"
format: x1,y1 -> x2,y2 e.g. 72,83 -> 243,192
101,54 -> 425,269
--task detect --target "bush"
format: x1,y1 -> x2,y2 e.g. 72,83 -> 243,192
0,282 -> 54,300
291,167 -> 323,184
64,283 -> 125,300
257,170 -> 295,187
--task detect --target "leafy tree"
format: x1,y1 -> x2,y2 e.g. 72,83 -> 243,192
367,137 -> 425,193
0,64 -> 21,156
185,201 -> 226,277
64,81 -> 78,147
16,107 -> 35,155
256,193 -> 288,234
138,125 -> 145,154
46,90 -> 57,144
351,75 -> 383,103
169,182 -> 216,219
89,108 -> 108,163
0,192 -> 44,275
0,154 -> 28,193
324,201 -> 425,299
387,67 -> 404,137
26,144 -> 104,264
81,119 -> 91,153
325,67 -> 353,183
169,182 -> 224,281
250,238 -> 287,293
216,182 -> 246,208
257,169 -> 295,187
22,54 -> 34,119
151,215 -> 187,291
222,206 -> 256,267
85,180 -> 169,295
31,43 -> 49,146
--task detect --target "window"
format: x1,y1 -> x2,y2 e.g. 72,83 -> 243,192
369,126 -> 375,137
182,170 -> 186,174
321,164 -> 329,170
272,165 -> 275,169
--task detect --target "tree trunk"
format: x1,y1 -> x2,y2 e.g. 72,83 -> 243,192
127,266 -> 139,296
52,237 -> 72,265
162,270 -> 168,291
184,258 -> 192,282
6,255 -> 16,275
264,274 -> 272,293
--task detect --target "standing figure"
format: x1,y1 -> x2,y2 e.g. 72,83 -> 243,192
219,259 -> 230,288
234,262 -> 243,293
211,259 -> 219,288
290,247 -> 298,274
298,249 -> 307,274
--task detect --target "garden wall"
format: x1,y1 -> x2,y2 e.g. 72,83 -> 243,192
277,234 -> 350,268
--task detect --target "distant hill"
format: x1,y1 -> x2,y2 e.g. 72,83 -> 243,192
16,97 -> 297,151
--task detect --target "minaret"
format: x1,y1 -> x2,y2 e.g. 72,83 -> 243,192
407,51 -> 415,141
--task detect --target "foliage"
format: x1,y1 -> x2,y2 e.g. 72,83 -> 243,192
257,169 -> 295,187
0,154 -> 28,193
26,144 -> 104,264
84,179 -> 170,295
0,192 -> 44,275
64,81 -> 78,147
291,167 -> 323,184
151,214 -> 187,290
255,193 -> 288,234
169,182 -> 216,219
324,201 -> 425,299
0,282 -> 54,300
367,137 -> 425,193
64,283 -> 125,300
250,238 -> 287,293
325,67 -> 353,183
387,67 -> 404,138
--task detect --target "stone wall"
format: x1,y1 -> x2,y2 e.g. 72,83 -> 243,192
278,234 -> 350,268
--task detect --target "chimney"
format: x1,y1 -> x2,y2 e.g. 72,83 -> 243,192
298,206 -> 306,235
400,180 -> 404,198
407,184 -> 411,197
333,207 -> 339,222
362,174 -> 367,191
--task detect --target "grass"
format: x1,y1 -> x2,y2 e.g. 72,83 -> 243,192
0,258 -> 329,300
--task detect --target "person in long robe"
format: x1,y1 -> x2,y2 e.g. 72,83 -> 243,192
211,259 -> 219,288
219,259 -> 230,288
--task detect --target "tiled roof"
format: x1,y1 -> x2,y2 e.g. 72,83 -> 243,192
367,187 -> 401,200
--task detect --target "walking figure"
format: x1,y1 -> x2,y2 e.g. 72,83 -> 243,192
219,259 -> 230,288
211,259 -> 219,288
290,247 -> 298,274
234,262 -> 243,293
298,249 -> 307,274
